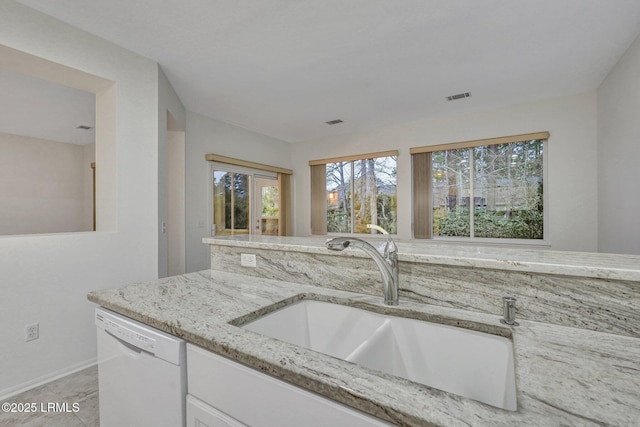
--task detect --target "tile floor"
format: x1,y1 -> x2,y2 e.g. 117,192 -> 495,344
0,366 -> 99,427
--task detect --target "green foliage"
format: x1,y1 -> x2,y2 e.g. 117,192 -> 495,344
437,209 -> 470,237
327,208 -> 350,233
327,193 -> 398,234
438,205 -> 543,239
377,194 -> 397,234
433,139 -> 544,240
261,186 -> 279,217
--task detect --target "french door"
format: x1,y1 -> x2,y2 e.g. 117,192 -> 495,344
211,165 -> 280,236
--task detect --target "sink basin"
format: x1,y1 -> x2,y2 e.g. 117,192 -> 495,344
241,300 -> 517,411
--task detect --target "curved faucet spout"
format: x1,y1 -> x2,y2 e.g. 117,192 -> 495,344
326,237 -> 399,306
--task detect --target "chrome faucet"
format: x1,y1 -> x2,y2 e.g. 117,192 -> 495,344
326,235 -> 399,306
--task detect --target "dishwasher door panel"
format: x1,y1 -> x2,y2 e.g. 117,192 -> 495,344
96,312 -> 186,427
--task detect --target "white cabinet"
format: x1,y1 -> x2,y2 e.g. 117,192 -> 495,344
187,344 -> 394,427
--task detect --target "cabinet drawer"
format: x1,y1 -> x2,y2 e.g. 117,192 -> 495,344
187,344 -> 393,427
187,395 -> 246,427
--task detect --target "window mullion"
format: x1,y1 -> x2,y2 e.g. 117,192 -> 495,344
230,173 -> 235,234
350,161 -> 355,234
469,148 -> 475,239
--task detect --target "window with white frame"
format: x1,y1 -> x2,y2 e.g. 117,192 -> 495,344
310,151 -> 398,235
412,132 -> 547,241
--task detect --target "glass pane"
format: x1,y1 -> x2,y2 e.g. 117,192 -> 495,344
261,185 -> 279,236
353,156 -> 397,234
261,185 -> 279,216
326,162 -> 352,233
432,149 -> 471,237
473,140 -> 543,239
213,170 -> 250,236
232,173 -> 249,232
213,171 -> 229,235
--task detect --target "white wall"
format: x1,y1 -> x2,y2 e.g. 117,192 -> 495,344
0,1 -> 159,397
185,111 -> 292,272
0,133 -> 93,234
291,92 -> 599,252
167,129 -> 186,276
158,67 -> 186,278
597,34 -> 640,255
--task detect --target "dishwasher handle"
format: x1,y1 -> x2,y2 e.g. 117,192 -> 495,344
95,307 -> 186,365
105,329 -> 148,358
99,316 -> 157,354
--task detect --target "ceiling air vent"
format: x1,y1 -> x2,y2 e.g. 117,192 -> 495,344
76,125 -> 93,130
325,119 -> 343,125
446,92 -> 471,101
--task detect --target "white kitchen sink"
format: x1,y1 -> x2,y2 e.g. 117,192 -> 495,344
241,300 -> 517,411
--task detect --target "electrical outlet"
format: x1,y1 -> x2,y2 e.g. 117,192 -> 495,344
25,323 -> 39,342
240,253 -> 257,268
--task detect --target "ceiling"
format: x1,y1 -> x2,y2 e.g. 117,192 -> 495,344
16,0 -> 640,143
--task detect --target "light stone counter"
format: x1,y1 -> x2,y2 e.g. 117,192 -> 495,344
203,236 -> 640,281
88,270 -> 640,427
205,236 -> 640,338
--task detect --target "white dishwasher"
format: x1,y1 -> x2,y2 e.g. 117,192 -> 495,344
95,307 -> 186,427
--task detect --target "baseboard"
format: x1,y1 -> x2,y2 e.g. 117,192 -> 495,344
0,358 -> 97,402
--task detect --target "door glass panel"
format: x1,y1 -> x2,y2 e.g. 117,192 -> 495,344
213,170 -> 250,236
255,177 -> 279,236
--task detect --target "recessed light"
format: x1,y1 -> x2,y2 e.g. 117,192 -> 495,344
325,119 -> 343,125
446,92 -> 471,101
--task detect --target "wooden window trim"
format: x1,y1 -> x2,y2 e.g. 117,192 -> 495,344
309,150 -> 399,166
205,154 -> 292,175
278,173 -> 292,236
409,132 -> 549,154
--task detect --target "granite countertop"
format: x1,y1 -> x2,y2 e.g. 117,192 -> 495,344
203,236 -> 640,281
88,270 -> 640,427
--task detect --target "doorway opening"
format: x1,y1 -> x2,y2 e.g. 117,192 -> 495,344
166,111 -> 186,276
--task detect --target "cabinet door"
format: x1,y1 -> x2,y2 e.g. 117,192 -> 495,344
187,344 -> 394,427
187,395 -> 247,427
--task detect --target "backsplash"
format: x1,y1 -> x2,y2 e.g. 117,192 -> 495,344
209,242 -> 640,338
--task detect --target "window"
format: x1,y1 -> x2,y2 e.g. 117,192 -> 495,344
412,132 -> 547,241
206,154 -> 293,237
310,151 -> 398,235
213,169 -> 251,235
